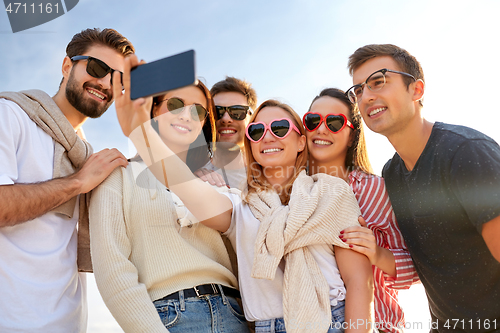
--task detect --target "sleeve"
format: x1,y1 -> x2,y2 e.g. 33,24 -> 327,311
0,100 -> 22,185
221,191 -> 237,246
355,175 -> 419,289
450,139 -> 500,233
89,169 -> 169,333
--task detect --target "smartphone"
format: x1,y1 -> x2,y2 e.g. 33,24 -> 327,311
130,50 -> 196,100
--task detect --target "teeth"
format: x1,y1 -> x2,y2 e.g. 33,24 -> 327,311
313,140 -> 332,146
220,130 -> 236,134
87,89 -> 105,100
262,148 -> 282,153
369,107 -> 386,116
173,124 -> 189,132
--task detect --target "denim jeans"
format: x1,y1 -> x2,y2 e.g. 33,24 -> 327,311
254,301 -> 345,333
153,287 -> 249,333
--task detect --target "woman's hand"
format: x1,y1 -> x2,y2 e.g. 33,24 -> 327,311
112,54 -> 153,137
340,216 -> 378,266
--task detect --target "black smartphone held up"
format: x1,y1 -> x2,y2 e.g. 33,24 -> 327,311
130,50 -> 196,100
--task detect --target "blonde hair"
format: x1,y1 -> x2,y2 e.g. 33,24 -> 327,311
243,100 -> 308,205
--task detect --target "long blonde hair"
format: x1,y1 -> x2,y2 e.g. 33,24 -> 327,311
243,99 -> 308,205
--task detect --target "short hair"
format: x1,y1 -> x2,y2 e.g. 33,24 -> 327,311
243,99 -> 307,205
66,28 -> 135,58
210,76 -> 257,110
308,88 -> 373,175
348,44 -> 424,106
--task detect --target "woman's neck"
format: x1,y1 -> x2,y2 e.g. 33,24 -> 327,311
308,159 -> 350,182
263,165 -> 296,191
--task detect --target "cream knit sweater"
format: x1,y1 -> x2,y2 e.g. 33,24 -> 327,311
248,171 -> 361,333
89,161 -> 238,333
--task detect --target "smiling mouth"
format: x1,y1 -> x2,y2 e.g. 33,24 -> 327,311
369,107 -> 387,116
86,88 -> 106,101
220,129 -> 236,134
262,148 -> 283,154
313,139 -> 332,146
172,124 -> 190,132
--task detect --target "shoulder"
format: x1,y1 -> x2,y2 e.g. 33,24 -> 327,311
433,122 -> 497,146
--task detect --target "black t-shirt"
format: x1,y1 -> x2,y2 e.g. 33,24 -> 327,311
383,122 -> 500,332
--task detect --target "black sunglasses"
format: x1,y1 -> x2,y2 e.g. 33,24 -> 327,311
155,97 -> 208,121
215,105 -> 251,121
71,55 -> 123,87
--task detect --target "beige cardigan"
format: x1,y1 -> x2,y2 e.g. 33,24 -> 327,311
248,171 -> 361,333
89,161 -> 238,333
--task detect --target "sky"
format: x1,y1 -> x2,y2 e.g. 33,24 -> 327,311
1,0 -> 500,331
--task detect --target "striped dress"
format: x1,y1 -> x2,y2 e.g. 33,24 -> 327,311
348,170 -> 420,333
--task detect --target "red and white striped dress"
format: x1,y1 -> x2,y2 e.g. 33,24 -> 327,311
348,170 -> 420,333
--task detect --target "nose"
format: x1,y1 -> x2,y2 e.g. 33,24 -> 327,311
96,73 -> 112,90
261,127 -> 276,143
177,105 -> 194,121
220,110 -> 233,123
316,120 -> 329,135
359,84 -> 377,104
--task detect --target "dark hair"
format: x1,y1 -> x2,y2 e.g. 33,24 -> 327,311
348,44 -> 424,107
309,88 -> 373,175
243,99 -> 307,205
210,76 -> 258,110
151,80 -> 216,172
66,28 -> 135,58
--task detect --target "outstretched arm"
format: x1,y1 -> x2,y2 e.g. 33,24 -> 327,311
335,246 -> 374,333
0,148 -> 127,227
113,55 -> 232,233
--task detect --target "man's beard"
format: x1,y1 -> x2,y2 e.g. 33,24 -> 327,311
65,68 -> 113,118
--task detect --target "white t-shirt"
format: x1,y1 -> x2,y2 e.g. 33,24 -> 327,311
203,160 -> 247,190
223,191 -> 346,322
0,98 -> 86,333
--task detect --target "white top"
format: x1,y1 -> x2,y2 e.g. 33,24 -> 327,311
0,98 -> 86,333
223,191 -> 346,322
203,159 -> 247,190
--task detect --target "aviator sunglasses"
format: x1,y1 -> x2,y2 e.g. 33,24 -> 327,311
215,105 -> 252,121
71,55 -> 123,87
246,118 -> 301,143
155,97 -> 208,121
302,112 -> 354,133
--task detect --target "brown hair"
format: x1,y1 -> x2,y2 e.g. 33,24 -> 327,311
243,99 -> 307,205
66,28 -> 135,58
151,80 -> 216,172
348,44 -> 424,106
210,76 -> 258,110
308,88 -> 373,175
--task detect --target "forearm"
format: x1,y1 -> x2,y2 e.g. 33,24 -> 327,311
335,246 -> 374,333
0,177 -> 81,227
129,122 -> 232,230
374,246 -> 396,277
344,280 -> 374,333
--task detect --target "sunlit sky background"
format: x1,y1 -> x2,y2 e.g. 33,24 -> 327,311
2,0 -> 500,331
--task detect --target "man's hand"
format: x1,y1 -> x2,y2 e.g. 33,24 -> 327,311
194,168 -> 227,187
69,148 -> 128,193
0,148 -> 128,227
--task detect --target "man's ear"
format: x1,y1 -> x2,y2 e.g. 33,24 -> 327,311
61,56 -> 73,82
412,79 -> 425,102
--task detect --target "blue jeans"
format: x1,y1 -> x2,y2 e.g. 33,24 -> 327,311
154,287 -> 249,333
254,301 -> 345,333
